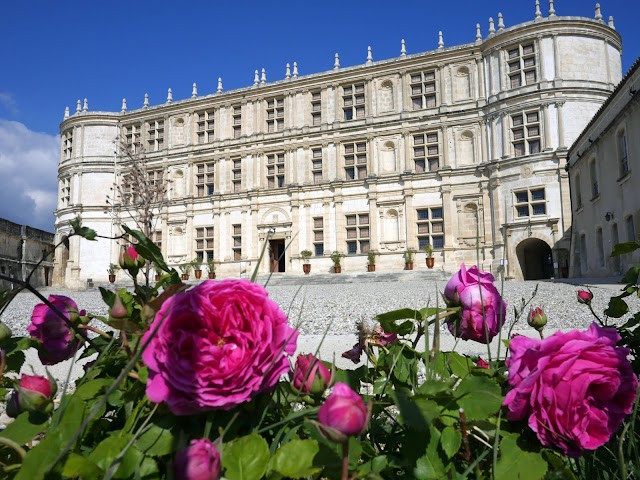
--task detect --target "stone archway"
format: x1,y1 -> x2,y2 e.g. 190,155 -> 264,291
516,238 -> 553,280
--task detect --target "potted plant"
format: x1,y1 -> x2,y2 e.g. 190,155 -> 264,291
300,250 -> 312,274
405,248 -> 416,270
179,263 -> 192,281
423,243 -> 435,269
192,256 -> 203,280
367,250 -> 377,272
107,263 -> 119,283
153,262 -> 162,282
207,259 -> 216,279
330,251 -> 343,273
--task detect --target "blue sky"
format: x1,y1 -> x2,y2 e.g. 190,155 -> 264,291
1,0 -> 638,231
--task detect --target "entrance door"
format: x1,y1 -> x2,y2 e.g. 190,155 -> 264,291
269,239 -> 286,273
516,238 -> 553,280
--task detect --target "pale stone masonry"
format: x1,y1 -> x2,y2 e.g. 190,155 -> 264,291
54,3 -> 622,288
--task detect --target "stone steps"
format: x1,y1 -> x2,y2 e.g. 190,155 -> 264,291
254,269 -> 450,286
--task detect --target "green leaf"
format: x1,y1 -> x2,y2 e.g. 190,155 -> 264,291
391,389 -> 430,432
621,265 -> 640,284
0,411 -> 49,445
413,426 -> 446,480
15,431 -> 62,480
440,351 -> 472,379
136,423 -> 176,457
605,296 -> 629,318
54,395 -> 87,446
122,225 -> 168,272
269,439 -> 320,478
5,350 -> 25,373
455,375 -> 503,421
494,433 -> 548,480
88,434 -> 133,472
223,433 -> 270,480
62,453 -> 103,479
75,378 -> 113,400
440,426 -> 461,459
70,216 -> 98,241
376,308 -> 422,334
611,242 -> 640,256
416,380 -> 451,397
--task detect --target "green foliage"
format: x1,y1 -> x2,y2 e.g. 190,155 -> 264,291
330,251 -> 343,266
300,250 -> 313,263
70,216 -> 97,241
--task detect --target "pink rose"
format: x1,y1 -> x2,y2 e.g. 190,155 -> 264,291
7,374 -> 57,417
504,323 -> 638,457
174,438 -> 221,480
27,295 -> 84,365
443,264 -> 507,343
577,289 -> 593,304
292,354 -> 331,395
142,279 -> 298,414
120,244 -> 145,270
318,383 -> 368,442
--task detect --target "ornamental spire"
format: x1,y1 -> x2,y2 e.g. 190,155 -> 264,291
400,39 -> 406,57
549,0 -> 556,17
253,69 -> 259,86
608,15 -> 615,29
498,12 -> 505,30
64,106 -> 69,118
476,24 -> 482,42
143,93 -> 149,108
167,88 -> 173,103
121,98 -> 127,113
366,46 -> 373,65
261,68 -> 267,84
334,53 -> 340,70
595,3 -> 603,22
82,98 -> 88,112
488,17 -> 496,35
192,83 -> 198,98
217,77 -> 223,93
76,99 -> 81,113
438,31 -> 444,49
292,62 -> 298,79
286,63 -> 291,79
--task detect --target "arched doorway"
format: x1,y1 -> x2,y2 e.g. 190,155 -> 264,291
516,238 -> 553,280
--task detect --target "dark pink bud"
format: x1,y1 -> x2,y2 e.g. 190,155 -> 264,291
7,373 -> 57,417
577,290 -> 593,305
174,438 -> 221,480
476,358 -> 490,369
292,354 -> 331,395
318,383 -> 368,442
120,245 -> 145,270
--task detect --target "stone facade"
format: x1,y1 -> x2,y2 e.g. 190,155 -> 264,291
567,56 -> 640,277
54,6 -> 622,289
0,218 -> 54,290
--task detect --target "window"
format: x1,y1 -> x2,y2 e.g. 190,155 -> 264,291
343,83 -> 366,120
149,170 -> 164,191
311,148 -> 323,184
410,70 -> 437,110
618,130 -> 629,177
62,130 -> 73,160
267,153 -> 285,188
313,216 -> 324,256
153,230 -> 163,252
344,141 -> 367,180
596,228 -> 605,267
124,123 -> 141,153
507,43 -> 537,89
196,227 -> 214,262
574,173 -> 583,209
147,119 -> 164,151
345,214 -> 370,254
232,158 -> 242,192
266,97 -> 285,132
511,111 -> 541,157
514,187 -> 546,218
232,106 -> 242,139
416,207 -> 445,250
311,91 -> 322,126
196,109 -> 215,144
626,215 -> 636,242
232,224 -> 242,260
60,177 -> 71,207
413,132 -> 440,172
195,162 -> 215,197
589,158 -> 599,199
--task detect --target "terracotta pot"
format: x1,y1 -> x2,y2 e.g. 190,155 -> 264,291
108,274 -> 116,283
208,272 -> 216,279
334,266 -> 342,273
194,269 -> 202,279
303,264 -> 311,274
181,273 -> 190,280
405,262 -> 414,271
367,264 -> 375,272
426,257 -> 435,269
155,274 -> 161,281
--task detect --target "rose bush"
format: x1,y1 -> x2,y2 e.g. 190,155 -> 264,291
504,323 -> 638,457
142,279 -> 299,414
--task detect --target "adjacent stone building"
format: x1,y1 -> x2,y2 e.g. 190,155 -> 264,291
0,218 -> 54,290
54,3 -> 623,288
567,56 -> 640,277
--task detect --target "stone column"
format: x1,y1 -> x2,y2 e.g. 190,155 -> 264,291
442,127 -> 451,167
404,189 -> 415,250
402,130 -> 412,172
334,195 -> 344,253
543,103 -> 552,150
556,101 -> 566,148
552,34 -> 560,82
480,119 -> 489,163
490,115 -> 498,160
501,113 -> 510,159
368,192 -> 379,250
291,200 -> 300,259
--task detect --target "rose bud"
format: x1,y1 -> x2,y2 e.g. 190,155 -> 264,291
292,354 -> 331,395
577,290 -> 593,305
110,292 -> 128,319
119,244 -> 145,270
317,382 -> 368,443
7,373 -> 57,417
528,307 -> 548,332
476,358 -> 490,369
174,438 -> 221,480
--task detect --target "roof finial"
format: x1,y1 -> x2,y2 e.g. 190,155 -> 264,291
192,83 -> 198,98
285,63 -> 291,79
475,23 -> 482,42
438,31 -> 444,49
217,77 -> 223,93
167,88 -> 173,103
121,98 -> 127,113
366,46 -> 373,65
498,12 -> 505,30
143,93 -> 149,109
595,3 -> 603,22
400,39 -> 406,57
261,68 -> 267,84
292,62 -> 298,79
535,0 -> 542,19
76,99 -> 81,113
64,106 -> 70,119
82,98 -> 88,112
608,15 -> 615,29
489,17 -> 496,35
253,69 -> 259,86
334,53 -> 340,70
549,0 -> 556,17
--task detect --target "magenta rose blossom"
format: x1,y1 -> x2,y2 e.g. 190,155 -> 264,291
443,263 -> 507,343
142,279 -> 298,414
174,438 -> 221,480
292,354 -> 331,395
28,295 -> 84,365
318,382 -> 368,441
504,323 -> 638,457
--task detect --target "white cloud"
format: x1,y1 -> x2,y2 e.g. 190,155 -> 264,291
0,119 -> 59,232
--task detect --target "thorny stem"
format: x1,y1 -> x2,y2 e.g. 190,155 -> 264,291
459,408 -> 472,463
341,441 -> 350,480
79,325 -> 112,339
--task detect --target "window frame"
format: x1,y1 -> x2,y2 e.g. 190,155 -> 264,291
513,187 -> 547,219
416,207 -> 445,250
345,213 -> 370,254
